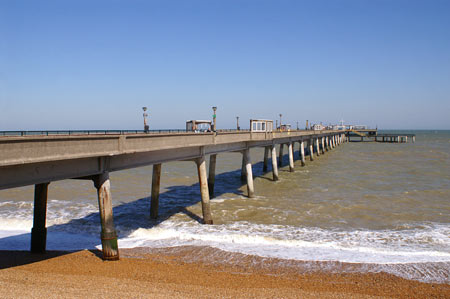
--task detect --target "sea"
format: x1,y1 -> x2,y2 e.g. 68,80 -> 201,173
0,130 -> 449,283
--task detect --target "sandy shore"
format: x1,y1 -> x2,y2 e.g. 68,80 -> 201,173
0,247 -> 448,298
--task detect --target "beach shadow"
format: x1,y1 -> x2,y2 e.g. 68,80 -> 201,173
0,250 -> 73,269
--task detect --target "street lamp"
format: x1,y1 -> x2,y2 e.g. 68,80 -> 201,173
142,107 -> 149,132
279,114 -> 282,131
212,106 -> 217,131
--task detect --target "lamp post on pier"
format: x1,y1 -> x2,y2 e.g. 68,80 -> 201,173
142,107 -> 149,133
212,106 -> 217,132
279,114 -> 282,131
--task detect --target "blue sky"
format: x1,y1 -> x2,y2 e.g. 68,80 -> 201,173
1,0 -> 449,130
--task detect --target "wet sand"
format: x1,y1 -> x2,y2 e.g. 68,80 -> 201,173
0,247 -> 448,298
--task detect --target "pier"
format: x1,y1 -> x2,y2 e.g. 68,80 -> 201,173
0,128 -> 412,260
347,130 -> 415,143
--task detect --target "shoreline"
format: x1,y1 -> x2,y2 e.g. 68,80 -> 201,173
0,246 -> 448,298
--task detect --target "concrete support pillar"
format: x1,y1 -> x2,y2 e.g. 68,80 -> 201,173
243,149 -> 255,198
331,136 -> 335,148
208,155 -> 217,198
150,163 -> 162,219
241,153 -> 246,181
309,139 -> 314,161
93,172 -> 119,260
413,136 -> 415,143
196,156 -> 213,224
321,137 -> 325,154
405,136 -> 408,143
397,136 -> 400,143
361,136 -> 363,142
300,140 -> 306,166
288,142 -> 294,172
31,182 -> 50,253
263,146 -> 269,172
315,138 -> 320,156
271,145 -> 279,181
278,144 -> 284,167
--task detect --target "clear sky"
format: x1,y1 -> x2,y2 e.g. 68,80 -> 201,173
1,0 -> 449,130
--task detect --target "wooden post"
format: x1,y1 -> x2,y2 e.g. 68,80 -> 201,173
150,163 -> 162,219
278,144 -> 284,166
93,172 -> 119,261
244,149 -> 255,198
309,139 -> 314,161
263,146 -> 269,172
288,142 -> 294,172
271,145 -> 279,181
300,140 -> 306,166
31,182 -> 50,253
315,138 -> 320,156
196,156 -> 213,224
208,154 -> 217,198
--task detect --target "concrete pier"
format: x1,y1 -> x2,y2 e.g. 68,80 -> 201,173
241,153 -> 246,181
288,142 -> 294,172
208,154 -> 217,198
300,141 -> 306,166
196,156 -> 213,224
263,146 -> 269,172
321,137 -> 325,154
30,182 -> 50,253
150,163 -> 162,219
93,172 -> 119,261
243,149 -> 255,198
1,128 -> 366,257
271,145 -> 279,181
278,144 -> 284,167
315,138 -> 320,156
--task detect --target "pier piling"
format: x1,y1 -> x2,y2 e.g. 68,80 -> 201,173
271,145 -> 279,181
196,156 -> 213,224
93,172 -> 119,261
315,138 -> 320,156
241,154 -> 246,181
31,182 -> 49,253
244,149 -> 255,198
300,141 -> 306,166
288,142 -> 294,172
321,137 -> 325,154
208,154 -> 217,198
263,146 -> 269,172
309,139 -> 314,161
279,144 -> 284,166
150,164 -> 162,219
